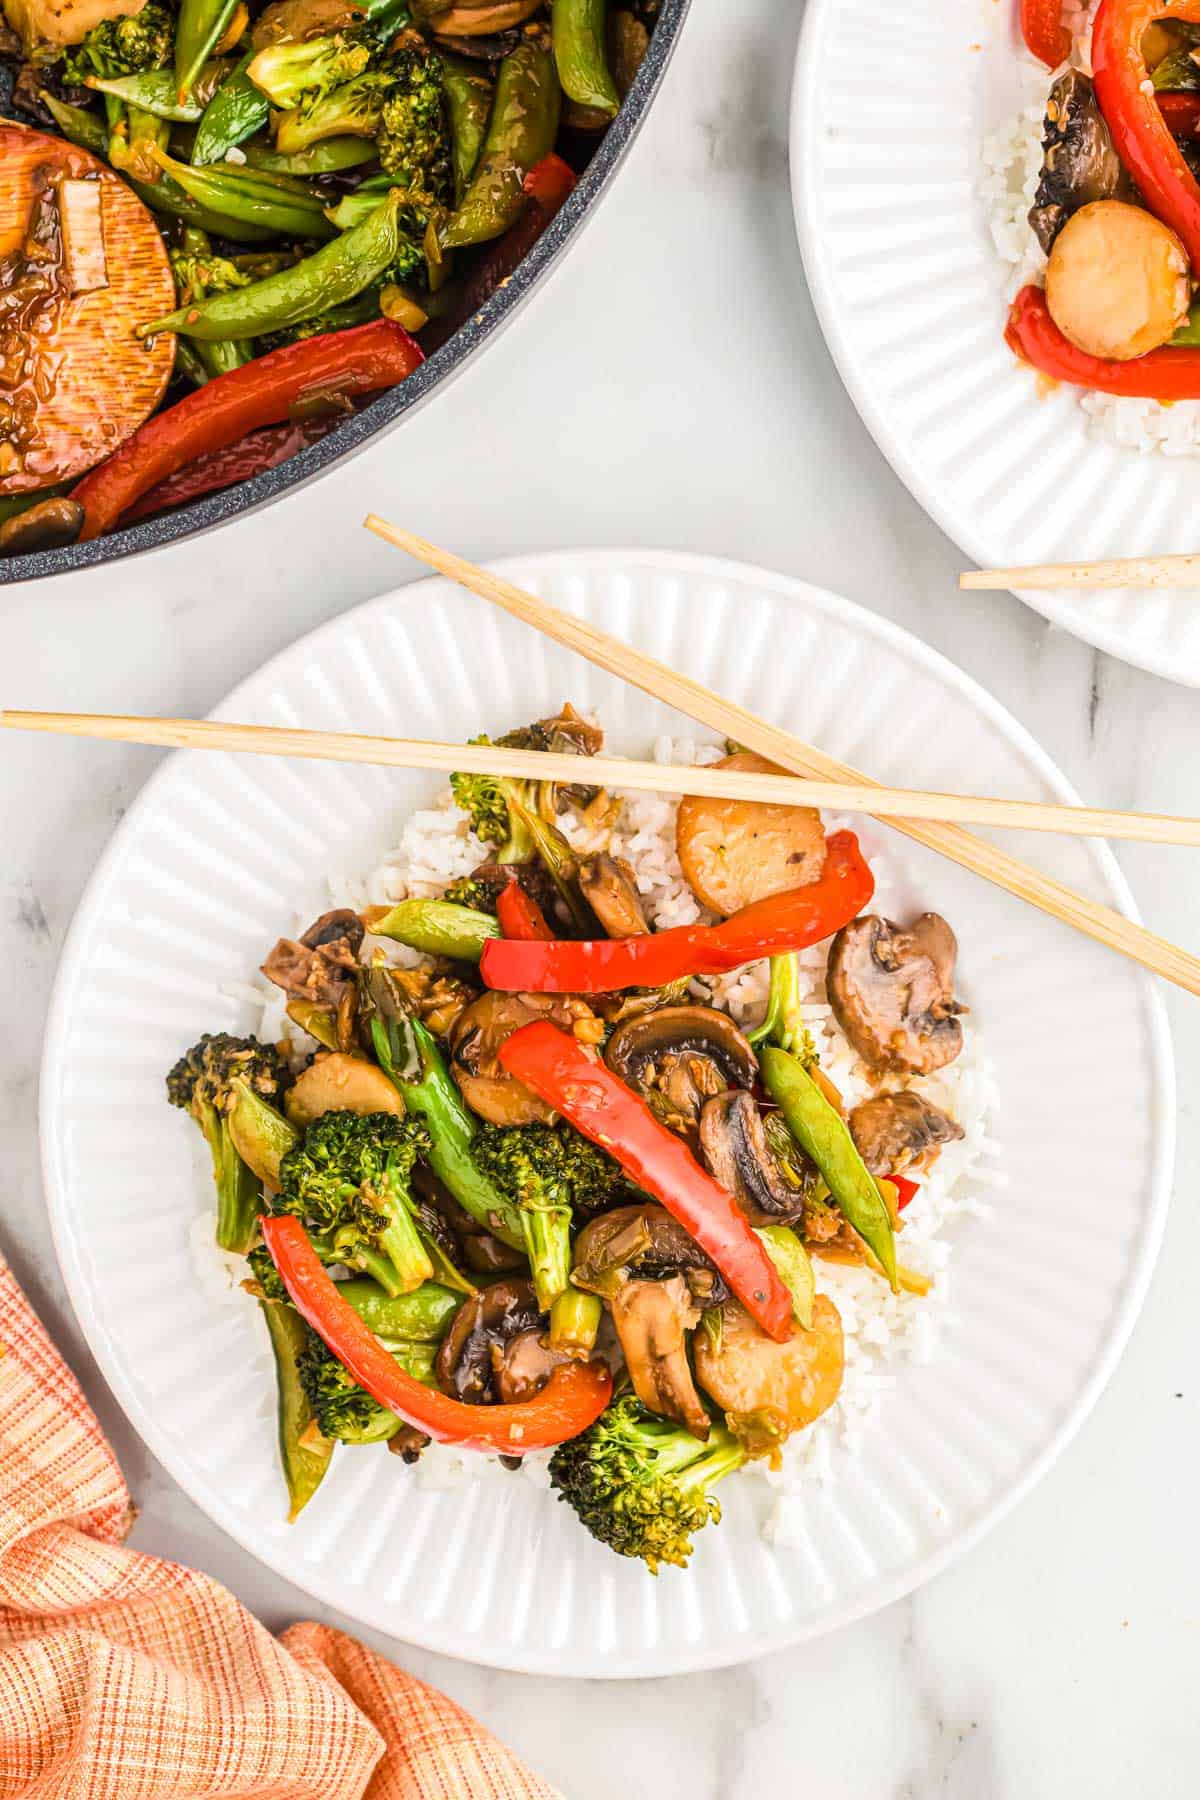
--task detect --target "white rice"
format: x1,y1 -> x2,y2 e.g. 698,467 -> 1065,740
196,732 -> 999,1548
980,1 -> 1200,454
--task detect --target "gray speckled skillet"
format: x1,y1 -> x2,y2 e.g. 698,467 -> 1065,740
2,0 -> 689,584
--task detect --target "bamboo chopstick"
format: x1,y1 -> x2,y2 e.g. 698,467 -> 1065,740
363,516 -> 1200,998
960,554 -> 1200,592
6,708 -> 1200,849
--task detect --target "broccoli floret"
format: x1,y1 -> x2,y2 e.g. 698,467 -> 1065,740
296,1326 -> 399,1443
246,1241 -> 289,1303
246,0 -> 408,107
440,874 -> 501,916
61,3 -> 174,83
167,1034 -> 291,1254
274,1110 -> 436,1296
548,1394 -> 745,1574
273,64 -> 393,155
169,246 -> 254,308
377,45 -> 450,201
471,1122 -> 631,1311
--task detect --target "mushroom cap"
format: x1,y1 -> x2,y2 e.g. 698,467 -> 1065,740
572,1201 -> 728,1307
698,1090 -> 810,1224
827,912 -> 964,1076
577,853 -> 649,940
449,990 -> 594,1126
1029,70 -> 1126,255
609,1274 -> 711,1440
848,1090 -> 964,1177
434,1278 -> 549,1405
604,1005 -> 759,1133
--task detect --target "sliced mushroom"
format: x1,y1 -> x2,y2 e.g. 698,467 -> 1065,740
693,1297 -> 844,1448
827,913 -> 965,1076
365,961 -> 477,1040
449,990 -> 597,1126
848,1091 -> 964,1177
609,1275 -> 711,1440
675,752 -> 827,916
699,1090 -> 809,1224
1029,70 -> 1128,255
416,0 -> 542,34
284,1052 -> 404,1129
262,908 -> 364,1011
604,1005 -> 758,1133
0,497 -> 83,557
577,853 -> 649,939
435,1278 -> 558,1405
572,1202 -> 728,1308
414,1164 -> 528,1272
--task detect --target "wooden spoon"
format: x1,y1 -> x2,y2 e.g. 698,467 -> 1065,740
0,122 -> 176,494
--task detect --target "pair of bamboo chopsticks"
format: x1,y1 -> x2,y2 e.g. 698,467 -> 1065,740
962,554 -> 1200,591
5,524 -> 1196,994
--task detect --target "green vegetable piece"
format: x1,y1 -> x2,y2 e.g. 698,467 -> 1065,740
754,1225 -> 815,1331
145,150 -> 337,241
87,62 -> 227,121
166,1032 -> 291,1253
441,53 -> 492,203
262,1300 -> 334,1519
193,55 -> 270,164
372,897 -> 502,961
442,41 -> 560,249
1153,47 -> 1200,92
553,0 -> 619,116
548,1285 -> 603,1355
140,191 -> 406,340
227,1079 -> 299,1188
176,0 -> 241,103
760,1045 -> 898,1291
335,1277 -> 463,1341
244,135 -> 378,174
129,173 -> 277,242
370,1012 -> 525,1250
39,92 -> 108,156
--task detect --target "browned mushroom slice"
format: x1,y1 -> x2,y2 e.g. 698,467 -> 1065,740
827,913 -> 965,1076
1029,70 -> 1129,255
572,1203 -> 727,1308
284,1052 -> 405,1128
699,1090 -> 808,1224
848,1091 -> 964,1177
610,1275 -> 711,1440
604,1005 -> 758,1134
675,752 -> 828,916
434,1279 -> 560,1405
577,853 -> 649,939
693,1297 -> 844,1449
448,990 -> 597,1126
261,907 -> 364,1010
0,497 -> 83,557
418,0 -> 543,37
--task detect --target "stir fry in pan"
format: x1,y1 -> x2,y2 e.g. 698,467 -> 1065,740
0,1 -> 659,553
167,708 -> 969,1573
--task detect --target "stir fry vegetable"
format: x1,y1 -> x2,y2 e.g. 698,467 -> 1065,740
166,703 -> 971,1569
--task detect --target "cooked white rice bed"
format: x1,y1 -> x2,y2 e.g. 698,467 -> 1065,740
205,735 -> 999,1549
981,1 -> 1200,456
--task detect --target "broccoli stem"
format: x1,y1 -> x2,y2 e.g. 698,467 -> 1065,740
260,1299 -> 333,1520
200,1100 -> 260,1254
373,1179 -> 436,1295
747,952 -> 810,1057
548,1286 -> 602,1354
371,1014 -> 525,1249
521,1199 -> 572,1314
672,1429 -> 747,1495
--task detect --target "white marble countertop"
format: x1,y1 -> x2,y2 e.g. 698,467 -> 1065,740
3,1 -> 1199,1792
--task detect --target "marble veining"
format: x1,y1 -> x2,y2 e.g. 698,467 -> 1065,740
1,1 -> 1197,1793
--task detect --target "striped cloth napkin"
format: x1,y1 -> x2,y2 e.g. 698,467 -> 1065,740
0,1255 -> 560,1799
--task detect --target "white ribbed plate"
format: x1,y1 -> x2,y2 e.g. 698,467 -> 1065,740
40,551 -> 1173,1673
793,0 -> 1200,684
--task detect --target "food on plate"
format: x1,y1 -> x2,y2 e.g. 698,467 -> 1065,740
169,708 -> 986,1571
0,1 -> 661,550
989,2 -> 1200,449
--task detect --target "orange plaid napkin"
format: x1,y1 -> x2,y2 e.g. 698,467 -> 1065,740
0,1255 -> 561,1800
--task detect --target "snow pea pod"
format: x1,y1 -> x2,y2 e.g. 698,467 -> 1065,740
441,52 -> 492,202
129,172 -> 277,241
442,41 -> 559,248
151,150 -> 338,238
140,192 -> 406,339
372,897 -> 502,961
336,1278 -> 463,1341
760,1046 -> 897,1290
192,54 -> 269,164
552,0 -> 618,115
243,136 -> 378,175
39,91 -> 107,156
261,1298 -> 332,1520
176,0 -> 241,101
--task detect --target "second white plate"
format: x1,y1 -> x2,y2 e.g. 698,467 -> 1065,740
40,550 -> 1173,1673
792,0 -> 1200,684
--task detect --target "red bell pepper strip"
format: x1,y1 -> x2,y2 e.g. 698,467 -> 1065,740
498,1021 -> 794,1343
1158,91 -> 1200,139
481,829 -> 873,995
71,320 -> 424,540
1020,0 -> 1071,67
121,416 -> 340,524
1092,0 -> 1200,271
889,1173 -> 920,1212
497,876 -> 555,941
260,1214 -> 612,1452
1006,282 -> 1200,397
